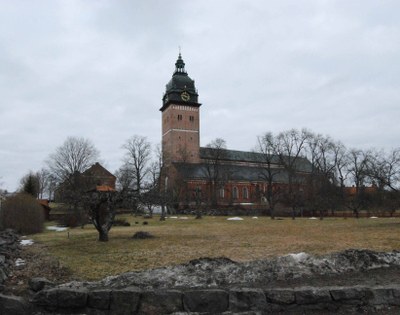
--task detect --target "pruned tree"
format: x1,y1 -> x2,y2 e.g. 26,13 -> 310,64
84,189 -> 118,242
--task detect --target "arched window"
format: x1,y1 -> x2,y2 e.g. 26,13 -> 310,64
243,187 -> 249,199
233,186 -> 238,199
219,187 -> 225,199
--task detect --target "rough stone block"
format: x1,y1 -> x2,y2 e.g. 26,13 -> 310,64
294,287 -> 332,305
28,277 -> 54,292
88,289 -> 111,310
183,289 -> 228,313
264,288 -> 295,305
31,287 -> 58,307
329,286 -> 366,305
57,287 -> 88,308
370,286 -> 400,306
229,288 -> 267,312
110,286 -> 141,315
0,293 -> 30,315
138,290 -> 183,315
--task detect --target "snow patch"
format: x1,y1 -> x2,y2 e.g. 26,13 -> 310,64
252,217 -> 258,219
47,226 -> 68,232
15,258 -> 26,267
370,216 -> 378,219
287,252 -> 309,262
227,217 -> 244,221
309,217 -> 318,220
20,239 -> 34,246
168,216 -> 178,219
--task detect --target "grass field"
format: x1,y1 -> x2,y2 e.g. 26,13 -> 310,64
31,215 -> 400,281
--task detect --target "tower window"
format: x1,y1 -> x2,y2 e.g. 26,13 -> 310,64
189,115 -> 194,122
177,114 -> 182,121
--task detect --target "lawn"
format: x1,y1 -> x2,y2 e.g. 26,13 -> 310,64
31,215 -> 400,281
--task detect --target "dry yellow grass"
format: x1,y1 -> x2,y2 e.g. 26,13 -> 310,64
32,215 -> 400,280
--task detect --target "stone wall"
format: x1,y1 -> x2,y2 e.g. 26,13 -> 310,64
1,284 -> 399,314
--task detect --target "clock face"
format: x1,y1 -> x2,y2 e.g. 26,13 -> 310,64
181,91 -> 190,101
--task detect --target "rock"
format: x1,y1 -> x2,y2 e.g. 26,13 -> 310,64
110,286 -> 141,315
369,286 -> 400,306
183,289 -> 229,313
139,290 -> 183,315
57,287 -> 88,308
0,293 -> 30,315
330,286 -> 367,304
29,277 -> 54,292
264,289 -> 295,305
31,287 -> 58,308
88,289 -> 111,310
294,287 -> 332,304
229,288 -> 267,312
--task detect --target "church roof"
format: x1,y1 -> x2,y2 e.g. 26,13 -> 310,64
174,163 -> 292,183
199,147 -> 312,173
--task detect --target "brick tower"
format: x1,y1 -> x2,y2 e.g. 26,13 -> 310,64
160,54 -> 201,166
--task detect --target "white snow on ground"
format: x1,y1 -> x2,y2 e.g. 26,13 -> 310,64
252,217 -> 258,219
309,217 -> 318,220
20,239 -> 34,246
168,216 -> 178,219
227,217 -> 244,221
370,216 -> 379,219
15,258 -> 26,267
287,252 -> 309,262
47,226 -> 68,232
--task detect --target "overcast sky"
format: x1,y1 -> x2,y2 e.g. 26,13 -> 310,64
1,0 -> 399,191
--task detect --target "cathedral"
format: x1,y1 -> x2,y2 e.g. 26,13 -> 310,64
160,54 -> 312,210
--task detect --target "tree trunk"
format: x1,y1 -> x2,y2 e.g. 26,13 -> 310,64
98,229 -> 109,242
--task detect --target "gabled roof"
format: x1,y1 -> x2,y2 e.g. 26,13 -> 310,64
199,147 -> 312,172
83,162 -> 116,179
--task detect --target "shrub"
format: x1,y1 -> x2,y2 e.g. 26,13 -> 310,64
1,193 -> 44,234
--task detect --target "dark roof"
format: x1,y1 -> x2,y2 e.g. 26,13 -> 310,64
199,147 -> 312,172
83,162 -> 116,179
174,163 -> 292,183
161,54 -> 200,111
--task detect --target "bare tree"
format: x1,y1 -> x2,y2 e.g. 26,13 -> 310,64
36,168 -> 51,199
203,138 -> 228,208
346,148 -> 372,218
122,135 -> 152,194
275,129 -> 310,219
256,132 -> 282,219
304,132 -> 337,219
47,137 -> 100,184
46,137 -> 100,224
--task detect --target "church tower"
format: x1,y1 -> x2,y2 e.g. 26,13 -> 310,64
161,54 -> 201,165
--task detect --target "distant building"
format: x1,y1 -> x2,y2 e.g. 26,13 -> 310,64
160,55 -> 312,210
55,162 -> 116,202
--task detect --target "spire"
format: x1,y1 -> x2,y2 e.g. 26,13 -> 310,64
174,53 -> 187,74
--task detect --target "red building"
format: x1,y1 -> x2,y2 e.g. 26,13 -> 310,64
161,55 -> 312,210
